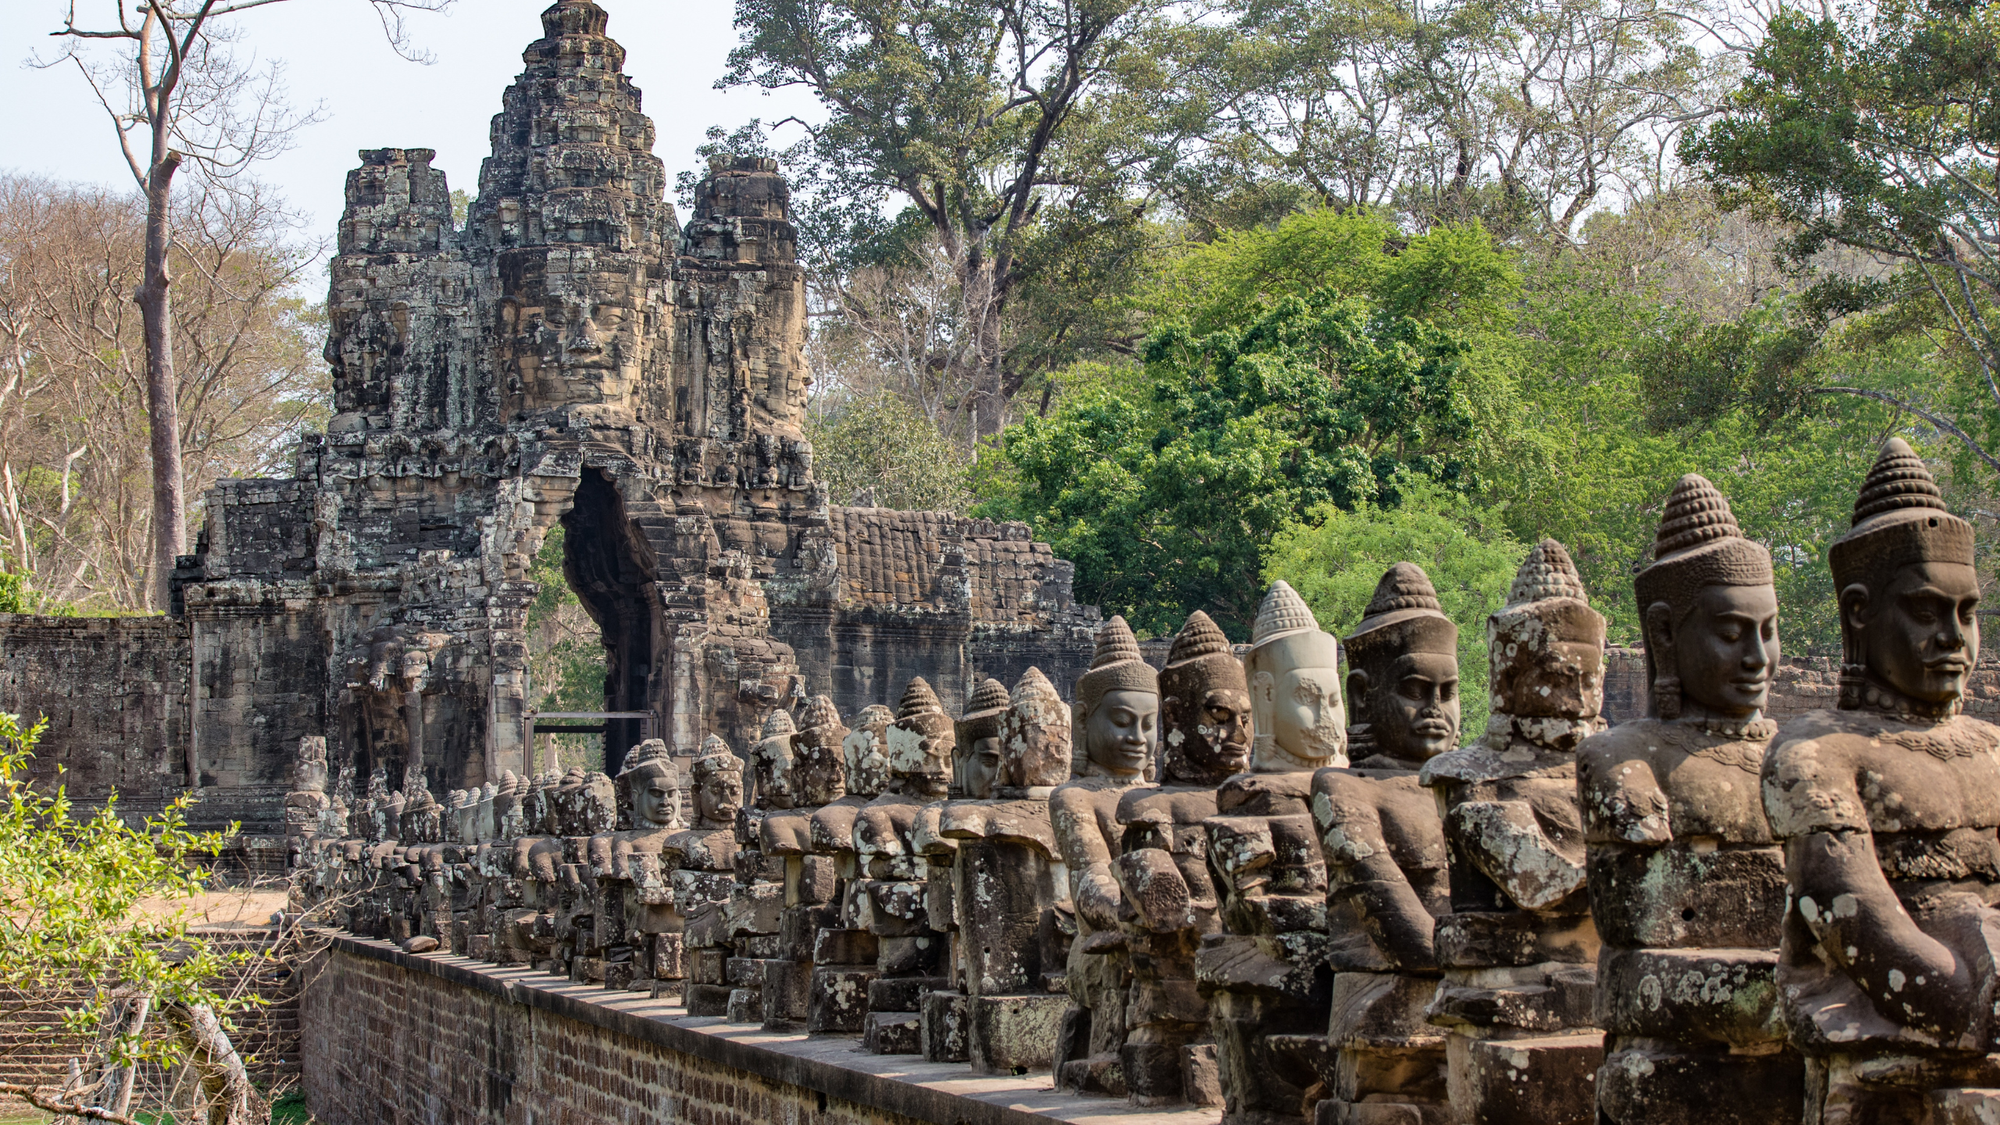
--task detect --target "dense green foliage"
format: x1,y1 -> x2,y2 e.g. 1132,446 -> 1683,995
805,394 -> 975,511
1683,0 -> 2000,488
974,202 -> 1910,653
0,712 -> 243,1062
526,528 -> 610,771
724,0 -> 1989,661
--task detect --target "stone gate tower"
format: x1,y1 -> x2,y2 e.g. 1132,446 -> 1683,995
173,0 -> 1098,797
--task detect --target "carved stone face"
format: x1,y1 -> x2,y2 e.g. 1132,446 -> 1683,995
625,763 -> 679,830
793,738 -> 846,807
754,737 -> 797,810
1265,667 -> 1346,763
960,736 -> 1003,799
841,707 -> 894,797
886,713 -> 954,799
1166,687 -> 1253,781
1664,584 -> 1780,718
695,769 -> 743,826
1083,688 -> 1159,778
1491,618 -> 1605,720
1364,652 -> 1460,761
1849,561 -> 1980,705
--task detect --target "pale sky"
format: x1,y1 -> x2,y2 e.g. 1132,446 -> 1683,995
2,0 -> 822,252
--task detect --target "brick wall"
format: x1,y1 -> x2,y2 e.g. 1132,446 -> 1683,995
0,930 -> 302,1114
303,937 -> 1214,1125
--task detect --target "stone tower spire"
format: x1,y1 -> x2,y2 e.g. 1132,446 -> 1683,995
468,0 -> 676,426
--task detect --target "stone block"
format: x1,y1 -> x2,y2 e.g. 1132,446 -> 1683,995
691,947 -> 729,986
788,855 -> 838,905
1592,947 -> 1781,1048
1596,1043 -> 1802,1125
725,957 -> 763,986
683,983 -> 733,1017
878,933 -> 943,976
738,934 -> 784,959
813,927 -> 878,966
867,975 -> 944,1013
807,967 -> 877,1034
969,993 -> 1066,1073
727,882 -> 784,936
725,987 -> 763,1023
1447,1031 -> 1603,1125
761,959 -> 810,1027
780,903 -> 838,961
922,990 -> 969,1063
1184,1044 -> 1223,1107
650,932 -> 684,980
862,1010 -> 922,1055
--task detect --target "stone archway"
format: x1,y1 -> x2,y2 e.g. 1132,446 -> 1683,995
556,468 -> 657,776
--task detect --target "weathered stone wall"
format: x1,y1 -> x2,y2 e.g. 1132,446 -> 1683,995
303,936 -> 1210,1125
0,614 -> 189,810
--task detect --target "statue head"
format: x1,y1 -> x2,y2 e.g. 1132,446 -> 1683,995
577,771 -> 618,834
1245,581 -> 1347,772
618,739 -> 683,830
791,695 -> 850,806
885,678 -> 954,799
841,705 -> 895,798
1635,475 -> 1779,722
691,735 -> 745,828
1344,564 -> 1460,765
1002,667 -> 1073,788
399,774 -> 441,844
1831,438 -> 1979,713
1072,616 -> 1159,780
954,678 -> 1011,799
1159,610 -> 1253,784
491,771 -> 522,836
1489,539 -> 1606,739
753,710 -> 799,810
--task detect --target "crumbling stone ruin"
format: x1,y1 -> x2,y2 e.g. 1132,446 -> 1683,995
0,0 -> 1103,842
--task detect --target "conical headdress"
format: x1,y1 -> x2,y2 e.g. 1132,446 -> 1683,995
1075,615 -> 1159,714
1167,610 -> 1231,666
956,677 -> 1013,749
1508,540 -> 1589,608
762,709 -> 797,737
897,677 -> 944,719
1830,438 -> 1973,591
799,694 -> 842,733
619,738 -> 677,782
1346,562 -> 1457,670
1252,581 -> 1321,646
965,678 -> 1011,717
1634,474 -> 1772,614
693,734 -> 742,778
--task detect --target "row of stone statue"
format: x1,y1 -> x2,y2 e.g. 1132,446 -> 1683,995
289,437 -> 1999,1125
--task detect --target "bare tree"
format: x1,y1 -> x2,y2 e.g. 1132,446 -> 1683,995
0,175 -> 323,611
40,0 -> 451,607
811,238 -> 1002,449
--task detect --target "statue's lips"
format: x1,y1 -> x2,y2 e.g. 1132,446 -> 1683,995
1925,658 -> 1972,674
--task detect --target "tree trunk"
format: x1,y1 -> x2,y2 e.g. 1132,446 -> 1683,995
171,1003 -> 265,1125
137,150 -> 185,612
93,994 -> 150,1118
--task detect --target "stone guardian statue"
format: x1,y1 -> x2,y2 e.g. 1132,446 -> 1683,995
1762,439 -> 2000,1123
1419,540 -> 1605,1125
